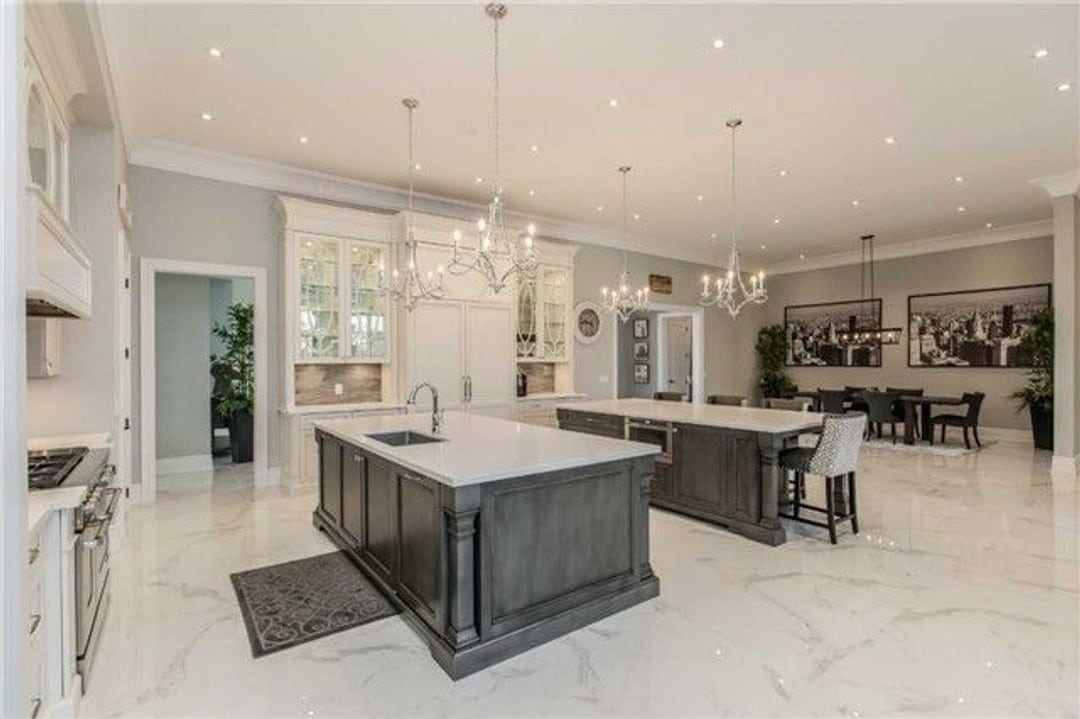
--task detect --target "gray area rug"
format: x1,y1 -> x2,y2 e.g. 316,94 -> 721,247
230,551 -> 399,658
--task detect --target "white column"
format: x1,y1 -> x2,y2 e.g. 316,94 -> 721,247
1032,172 -> 1080,475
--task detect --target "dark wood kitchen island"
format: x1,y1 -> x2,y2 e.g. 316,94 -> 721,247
557,399 -> 825,546
312,411 -> 660,679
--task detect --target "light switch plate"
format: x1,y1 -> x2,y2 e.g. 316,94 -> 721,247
334,383 -> 344,396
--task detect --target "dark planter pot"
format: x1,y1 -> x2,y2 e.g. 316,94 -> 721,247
229,409 -> 254,463
1029,402 -> 1053,451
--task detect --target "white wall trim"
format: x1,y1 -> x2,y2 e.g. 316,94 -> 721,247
139,258 -> 269,502
1051,454 -> 1079,476
1030,170 -> 1080,199
155,454 -> 213,476
130,139 -> 716,266
766,220 -> 1054,277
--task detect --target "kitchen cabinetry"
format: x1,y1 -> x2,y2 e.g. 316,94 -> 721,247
514,394 -> 585,427
516,264 -> 571,361
280,405 -> 406,490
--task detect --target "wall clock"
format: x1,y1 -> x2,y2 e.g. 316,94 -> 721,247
574,301 -> 602,345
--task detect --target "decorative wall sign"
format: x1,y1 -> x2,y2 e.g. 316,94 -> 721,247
632,317 -> 649,340
784,299 -> 883,367
648,274 -> 673,295
573,301 -> 603,345
908,283 -> 1051,368
633,341 -> 649,360
634,363 -> 650,383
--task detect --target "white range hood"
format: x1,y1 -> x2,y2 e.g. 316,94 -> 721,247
26,186 -> 91,319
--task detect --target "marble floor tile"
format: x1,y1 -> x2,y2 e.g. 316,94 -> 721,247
79,438 -> 1079,718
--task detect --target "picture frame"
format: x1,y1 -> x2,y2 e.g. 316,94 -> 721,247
784,299 -> 883,367
648,274 -> 673,295
633,341 -> 649,360
633,363 -> 650,384
907,283 -> 1052,368
632,317 -> 649,340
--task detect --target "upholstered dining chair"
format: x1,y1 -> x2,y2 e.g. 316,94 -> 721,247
931,391 -> 986,449
778,413 -> 867,544
653,391 -> 684,402
886,387 -> 924,436
706,394 -> 746,407
863,390 -> 900,443
845,385 -> 869,414
817,389 -> 847,414
765,397 -> 811,411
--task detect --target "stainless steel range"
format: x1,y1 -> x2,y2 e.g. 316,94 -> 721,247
27,446 -> 118,690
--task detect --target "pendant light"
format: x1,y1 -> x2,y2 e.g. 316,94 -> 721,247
379,97 -> 446,311
447,3 -> 539,293
700,118 -> 768,318
837,233 -> 903,345
600,166 -> 650,322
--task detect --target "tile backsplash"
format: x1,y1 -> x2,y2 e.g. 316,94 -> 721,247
295,363 -> 381,406
520,362 -> 555,395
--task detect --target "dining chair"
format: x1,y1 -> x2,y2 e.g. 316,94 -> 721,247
778,413 -> 866,544
931,392 -> 986,449
862,390 -> 900,443
653,391 -> 684,402
845,385 -> 869,413
765,397 -> 811,411
886,387 -> 924,436
817,389 -> 847,414
706,394 -> 746,407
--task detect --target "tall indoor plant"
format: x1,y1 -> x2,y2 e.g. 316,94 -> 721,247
1010,307 -> 1053,450
756,324 -> 796,399
211,302 -> 255,463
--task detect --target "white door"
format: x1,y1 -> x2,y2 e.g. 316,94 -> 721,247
664,316 -> 693,397
465,302 -> 514,418
406,300 -> 465,410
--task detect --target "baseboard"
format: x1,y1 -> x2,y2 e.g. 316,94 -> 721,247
978,426 -> 1032,443
155,454 -> 214,475
1051,454 -> 1079,476
256,465 -> 282,487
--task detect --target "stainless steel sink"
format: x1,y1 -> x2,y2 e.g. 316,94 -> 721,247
366,430 -> 445,447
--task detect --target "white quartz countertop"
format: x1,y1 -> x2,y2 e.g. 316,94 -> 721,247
28,485 -> 86,537
559,398 -> 825,434
516,392 -> 587,403
281,402 -> 407,415
28,432 -> 112,451
313,411 -> 659,487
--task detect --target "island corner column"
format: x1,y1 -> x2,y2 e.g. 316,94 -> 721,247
756,431 -> 788,546
442,483 -> 481,649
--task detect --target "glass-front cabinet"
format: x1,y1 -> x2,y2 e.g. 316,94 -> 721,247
516,264 -> 570,361
295,233 -> 388,362
25,75 -> 70,222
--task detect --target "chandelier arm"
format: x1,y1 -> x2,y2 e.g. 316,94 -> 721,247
492,8 -> 501,193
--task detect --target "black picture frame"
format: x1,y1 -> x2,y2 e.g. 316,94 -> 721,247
907,283 -> 1052,368
633,341 -> 649,360
633,363 -> 650,384
632,317 -> 649,340
784,298 -> 883,367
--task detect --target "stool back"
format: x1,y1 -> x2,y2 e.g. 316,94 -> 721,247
817,389 -> 847,414
707,394 -> 746,407
766,397 -> 811,411
653,392 -> 684,402
863,390 -> 898,423
809,413 -> 866,477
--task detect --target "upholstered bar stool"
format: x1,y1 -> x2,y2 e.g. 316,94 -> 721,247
778,413 -> 867,544
765,397 -> 811,411
653,391 -> 684,402
707,394 -> 746,406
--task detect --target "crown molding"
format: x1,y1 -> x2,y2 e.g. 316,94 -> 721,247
766,219 -> 1054,277
1030,170 -> 1080,199
25,1 -> 87,127
129,139 -> 717,266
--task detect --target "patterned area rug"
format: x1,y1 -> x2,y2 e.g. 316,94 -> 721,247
230,551 -> 399,658
863,437 -> 996,457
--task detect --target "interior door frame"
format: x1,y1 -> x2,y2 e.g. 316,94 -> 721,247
610,302 -> 705,403
138,258 -> 269,502
656,312 -> 695,399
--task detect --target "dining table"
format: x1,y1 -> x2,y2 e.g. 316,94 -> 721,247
790,390 -> 967,446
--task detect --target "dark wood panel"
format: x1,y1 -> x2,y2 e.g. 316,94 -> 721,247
341,448 -> 366,546
673,423 -> 723,508
398,473 -> 443,630
556,409 -> 624,438
318,433 -> 342,526
363,456 -> 399,584
651,461 -> 674,500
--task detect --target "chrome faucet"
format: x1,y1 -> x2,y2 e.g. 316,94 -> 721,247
407,382 -> 444,434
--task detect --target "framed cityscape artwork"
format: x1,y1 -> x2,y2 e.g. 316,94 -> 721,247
784,299 -> 883,367
908,283 -> 1051,368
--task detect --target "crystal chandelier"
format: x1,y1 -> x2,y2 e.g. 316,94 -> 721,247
836,234 -> 903,345
701,118 -> 768,318
601,166 -> 650,322
447,3 -> 538,294
379,97 -> 446,311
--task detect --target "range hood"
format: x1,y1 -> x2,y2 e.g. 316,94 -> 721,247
26,187 -> 92,319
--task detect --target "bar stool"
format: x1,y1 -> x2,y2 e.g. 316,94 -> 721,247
653,391 -> 684,402
706,394 -> 746,406
778,413 -> 866,544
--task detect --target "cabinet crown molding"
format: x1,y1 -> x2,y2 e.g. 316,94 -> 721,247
25,2 -> 87,126
275,195 -> 393,242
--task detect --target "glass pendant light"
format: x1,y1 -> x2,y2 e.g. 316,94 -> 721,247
600,165 -> 650,322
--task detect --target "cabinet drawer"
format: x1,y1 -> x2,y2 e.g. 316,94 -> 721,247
556,409 -> 623,438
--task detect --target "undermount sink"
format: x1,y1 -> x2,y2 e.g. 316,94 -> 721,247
366,430 -> 445,447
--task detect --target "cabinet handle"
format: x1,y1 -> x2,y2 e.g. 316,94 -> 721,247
29,698 -> 41,719
28,548 -> 39,566
29,613 -> 41,637
467,375 -> 473,402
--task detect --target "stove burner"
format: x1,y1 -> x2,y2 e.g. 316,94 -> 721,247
28,447 -> 89,490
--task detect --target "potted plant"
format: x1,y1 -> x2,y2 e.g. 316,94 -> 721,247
756,324 -> 797,399
211,302 -> 255,463
1010,307 -> 1053,450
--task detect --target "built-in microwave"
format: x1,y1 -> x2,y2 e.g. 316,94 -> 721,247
625,417 -> 674,465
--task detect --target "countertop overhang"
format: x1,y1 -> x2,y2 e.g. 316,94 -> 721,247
313,411 -> 659,488
558,398 -> 825,434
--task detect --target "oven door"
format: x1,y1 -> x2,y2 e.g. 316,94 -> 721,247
75,518 -> 110,659
626,419 -> 673,464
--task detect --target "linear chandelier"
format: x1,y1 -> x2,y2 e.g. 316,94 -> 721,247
600,166 -> 650,322
701,118 -> 767,318
379,97 -> 446,311
447,3 -> 538,294
837,233 -> 903,345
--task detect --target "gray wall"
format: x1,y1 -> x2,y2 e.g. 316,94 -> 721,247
210,277 -> 253,357
760,237 -> 1054,430
129,166 -> 281,478
574,244 -> 760,402
154,274 -> 211,459
617,311 -> 659,398
27,124 -> 120,438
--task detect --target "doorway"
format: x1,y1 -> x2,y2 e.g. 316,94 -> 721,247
139,259 -> 268,502
613,303 -> 705,403
658,314 -> 693,399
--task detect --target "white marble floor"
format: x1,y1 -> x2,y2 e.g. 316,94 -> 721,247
81,437 -> 1078,718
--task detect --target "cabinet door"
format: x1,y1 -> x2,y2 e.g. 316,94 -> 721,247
515,274 -> 538,359
341,448 -> 366,547
297,234 -> 341,359
721,431 -> 762,524
466,303 -> 514,412
672,424 -> 723,509
319,434 -> 343,525
363,456 -> 400,584
407,301 -> 465,409
540,267 -> 569,360
347,241 -> 389,360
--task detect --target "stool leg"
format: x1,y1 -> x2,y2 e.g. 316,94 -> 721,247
848,471 -> 859,534
825,475 -> 837,544
793,472 -> 801,519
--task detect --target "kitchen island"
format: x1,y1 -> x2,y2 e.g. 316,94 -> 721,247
557,398 -> 825,546
312,411 -> 660,679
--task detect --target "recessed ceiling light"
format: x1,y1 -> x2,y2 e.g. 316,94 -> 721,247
696,194 -> 704,202
779,169 -> 788,177
773,217 -> 781,225
985,222 -> 994,228
530,144 -> 539,153
633,213 -> 641,220
851,199 -> 860,207
883,136 -> 896,145
475,176 -> 484,184
712,37 -> 725,50
799,252 -> 806,261
1033,48 -> 1049,59
710,232 -> 718,239
1057,82 -> 1072,92
299,136 -> 309,144
528,189 -> 535,197
957,205 -> 966,213
954,175 -> 964,183
760,244 -> 766,251
201,111 -> 213,121
608,98 -> 619,108
208,47 -> 224,59
413,163 -> 422,171
596,205 -> 604,212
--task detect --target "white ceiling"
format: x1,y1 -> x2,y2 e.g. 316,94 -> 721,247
100,2 -> 1078,266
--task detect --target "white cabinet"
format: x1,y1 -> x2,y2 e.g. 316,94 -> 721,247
514,394 -> 585,427
516,264 -> 570,361
281,406 -> 407,489
25,187 -> 91,319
